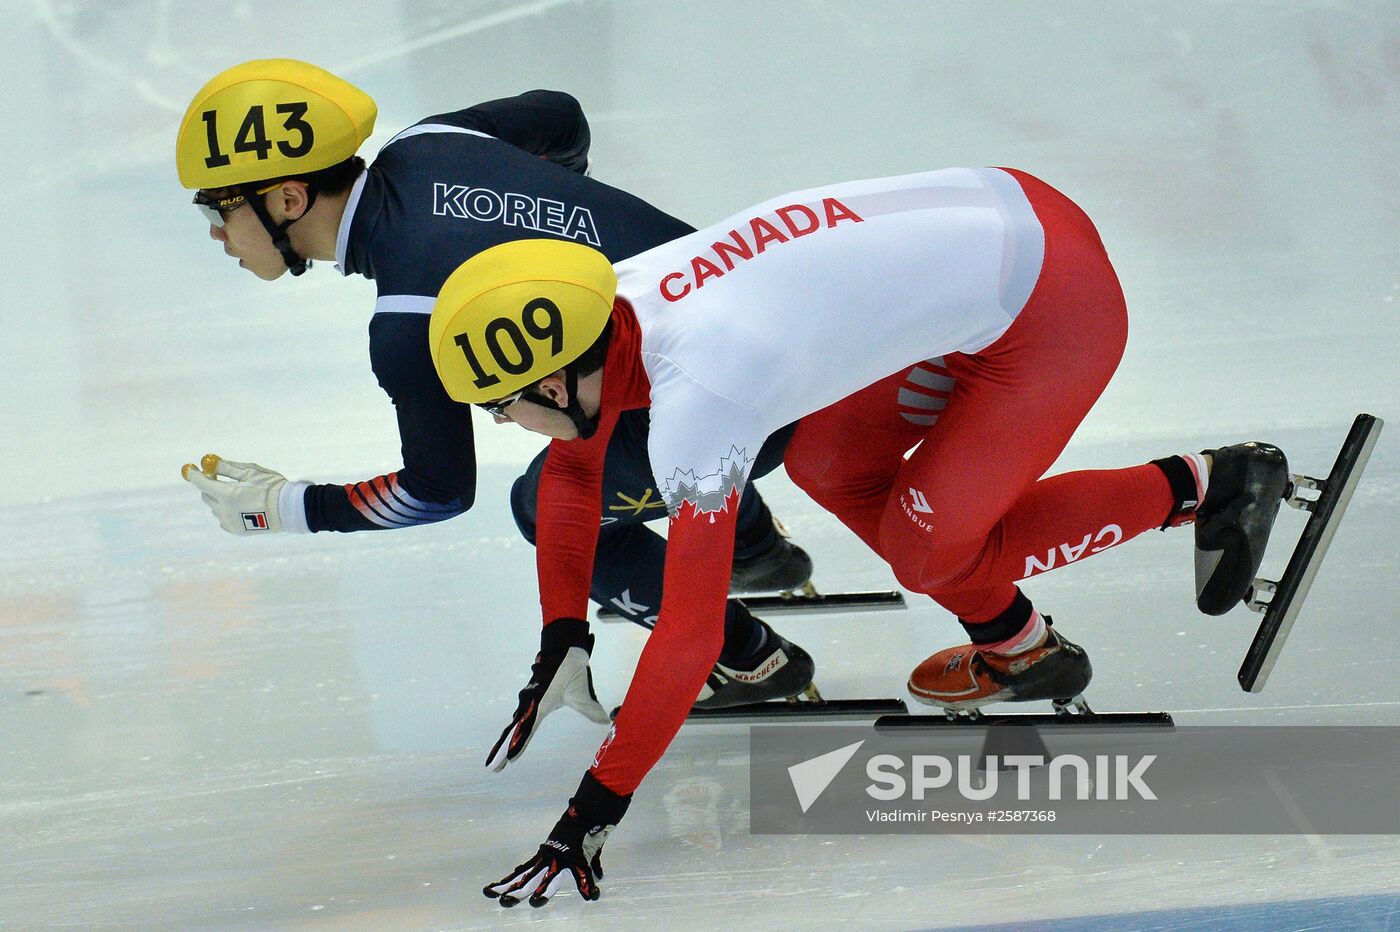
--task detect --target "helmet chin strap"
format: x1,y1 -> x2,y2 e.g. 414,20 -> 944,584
560,367 -> 601,439
524,366 -> 600,440
242,182 -> 317,276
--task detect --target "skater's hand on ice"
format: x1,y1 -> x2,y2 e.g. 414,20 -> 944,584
485,619 -> 609,772
483,773 -> 629,908
181,453 -> 308,535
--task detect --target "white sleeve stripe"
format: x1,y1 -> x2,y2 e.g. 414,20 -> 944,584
374,294 -> 436,315
381,123 -> 497,150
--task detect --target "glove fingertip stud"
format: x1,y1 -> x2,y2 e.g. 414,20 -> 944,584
180,463 -> 196,481
200,453 -> 221,478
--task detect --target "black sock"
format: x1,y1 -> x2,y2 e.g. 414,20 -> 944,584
959,589 -> 1034,645
1150,454 -> 1205,529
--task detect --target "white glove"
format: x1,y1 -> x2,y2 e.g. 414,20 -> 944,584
485,619 -> 610,772
181,453 -> 309,535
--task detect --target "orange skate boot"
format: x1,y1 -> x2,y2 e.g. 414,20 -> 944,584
907,619 -> 1092,715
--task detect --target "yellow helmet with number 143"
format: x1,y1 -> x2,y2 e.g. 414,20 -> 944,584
176,58 -> 376,190
430,239 -> 617,405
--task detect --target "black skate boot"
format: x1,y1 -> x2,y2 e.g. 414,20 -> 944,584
1194,442 -> 1290,615
907,620 -> 1092,713
730,518 -> 814,594
693,617 -> 816,710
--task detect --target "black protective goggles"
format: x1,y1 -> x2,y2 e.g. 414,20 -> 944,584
193,183 -> 280,227
475,388 -> 528,419
476,369 -> 599,440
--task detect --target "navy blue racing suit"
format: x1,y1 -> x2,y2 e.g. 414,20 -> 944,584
312,91 -> 782,649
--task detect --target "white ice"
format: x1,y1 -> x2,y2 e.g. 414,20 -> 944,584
2,2 -> 1399,930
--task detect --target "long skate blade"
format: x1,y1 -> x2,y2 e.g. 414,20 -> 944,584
737,590 -> 906,615
1238,413 -> 1383,693
684,698 -> 909,722
874,711 -> 1174,731
595,590 -> 906,621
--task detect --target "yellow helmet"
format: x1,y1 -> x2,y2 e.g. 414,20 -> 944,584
430,239 -> 617,404
176,59 -> 376,190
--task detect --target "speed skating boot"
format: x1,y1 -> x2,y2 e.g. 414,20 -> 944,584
693,617 -> 816,710
907,620 -> 1092,713
1194,442 -> 1290,615
730,516 -> 814,594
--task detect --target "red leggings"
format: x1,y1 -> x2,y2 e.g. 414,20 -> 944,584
785,169 -> 1175,626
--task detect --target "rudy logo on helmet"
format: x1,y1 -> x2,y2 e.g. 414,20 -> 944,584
430,239 -> 618,437
176,59 -> 377,275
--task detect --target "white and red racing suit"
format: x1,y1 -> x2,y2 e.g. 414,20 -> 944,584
533,167 -> 1178,796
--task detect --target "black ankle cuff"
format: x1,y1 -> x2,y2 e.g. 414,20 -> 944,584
961,590 -> 1033,645
1151,455 -> 1199,529
719,602 -> 767,667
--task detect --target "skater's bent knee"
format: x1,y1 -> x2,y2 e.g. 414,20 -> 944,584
879,520 -> 987,595
886,550 -> 928,594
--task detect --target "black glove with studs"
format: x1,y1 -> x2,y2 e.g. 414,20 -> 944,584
483,772 -> 631,908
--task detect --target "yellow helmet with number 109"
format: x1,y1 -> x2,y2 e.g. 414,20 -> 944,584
176,59 -> 376,190
430,239 -> 617,404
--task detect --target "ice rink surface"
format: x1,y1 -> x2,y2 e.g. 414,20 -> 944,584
3,1 -> 1399,929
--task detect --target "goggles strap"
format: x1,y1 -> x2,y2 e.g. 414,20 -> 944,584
241,182 -> 318,276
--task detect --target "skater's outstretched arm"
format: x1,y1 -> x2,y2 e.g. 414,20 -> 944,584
483,425 -> 617,773
485,494 -> 740,908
